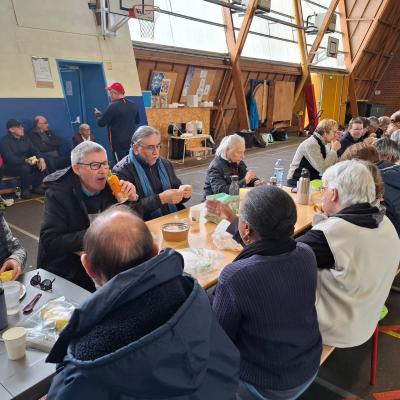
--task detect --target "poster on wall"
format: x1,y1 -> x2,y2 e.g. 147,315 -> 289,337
182,67 -> 195,97
149,71 -> 165,96
160,79 -> 171,95
31,56 -> 54,88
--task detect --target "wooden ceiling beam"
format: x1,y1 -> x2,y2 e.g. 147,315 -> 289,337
222,0 -> 258,131
292,0 -> 310,105
349,0 -> 373,40
350,0 -> 391,73
308,0 -> 340,64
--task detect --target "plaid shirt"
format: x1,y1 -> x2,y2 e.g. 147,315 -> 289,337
0,213 -> 26,269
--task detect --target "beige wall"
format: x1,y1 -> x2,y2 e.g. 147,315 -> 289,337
0,0 -> 141,98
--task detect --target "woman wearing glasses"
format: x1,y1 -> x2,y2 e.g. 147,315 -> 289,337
38,141 -> 138,292
113,125 -> 192,221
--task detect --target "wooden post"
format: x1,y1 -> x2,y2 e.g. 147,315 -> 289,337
292,0 -> 310,105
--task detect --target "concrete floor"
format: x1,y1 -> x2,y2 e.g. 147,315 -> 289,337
4,134 -> 400,399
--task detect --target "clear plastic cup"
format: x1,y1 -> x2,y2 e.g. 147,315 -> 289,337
2,327 -> 26,360
3,281 -> 21,315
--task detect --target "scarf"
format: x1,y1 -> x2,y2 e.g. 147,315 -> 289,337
234,237 -> 297,262
313,133 -> 327,159
129,148 -> 177,219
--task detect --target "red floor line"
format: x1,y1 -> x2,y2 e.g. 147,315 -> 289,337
373,390 -> 400,400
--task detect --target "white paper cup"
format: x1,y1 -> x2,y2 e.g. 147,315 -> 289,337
3,281 -> 21,315
2,327 -> 26,360
190,208 -> 201,223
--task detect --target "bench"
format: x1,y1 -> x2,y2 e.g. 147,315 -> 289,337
0,175 -> 20,195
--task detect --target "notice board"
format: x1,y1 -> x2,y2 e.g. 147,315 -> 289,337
180,67 -> 216,103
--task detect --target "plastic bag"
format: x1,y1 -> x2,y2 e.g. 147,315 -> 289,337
21,296 -> 75,352
212,220 -> 243,251
178,248 -> 225,276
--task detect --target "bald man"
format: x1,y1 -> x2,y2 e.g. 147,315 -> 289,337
28,115 -> 70,172
46,206 -> 239,400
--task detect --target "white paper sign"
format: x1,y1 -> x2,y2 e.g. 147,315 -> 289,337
31,56 -> 54,87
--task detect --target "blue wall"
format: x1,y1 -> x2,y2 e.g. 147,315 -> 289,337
0,96 -> 148,157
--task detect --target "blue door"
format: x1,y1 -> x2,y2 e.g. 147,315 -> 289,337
57,61 -> 111,157
59,65 -> 84,134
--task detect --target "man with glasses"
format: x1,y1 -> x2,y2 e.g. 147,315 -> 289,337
28,115 -> 70,172
38,141 -> 138,291
113,125 -> 192,221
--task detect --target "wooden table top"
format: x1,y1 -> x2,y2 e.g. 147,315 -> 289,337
146,188 -> 319,289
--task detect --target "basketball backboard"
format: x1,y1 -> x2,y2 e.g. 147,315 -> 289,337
108,0 -> 155,20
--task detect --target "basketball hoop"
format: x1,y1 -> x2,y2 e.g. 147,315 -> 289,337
129,4 -> 160,40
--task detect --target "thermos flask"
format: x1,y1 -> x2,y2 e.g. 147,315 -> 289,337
296,168 -> 310,205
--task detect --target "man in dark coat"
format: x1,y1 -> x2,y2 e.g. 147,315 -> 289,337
28,115 -> 70,172
338,117 -> 365,157
46,206 -> 240,400
0,119 -> 46,199
113,125 -> 192,221
37,141 -> 138,292
94,82 -> 140,161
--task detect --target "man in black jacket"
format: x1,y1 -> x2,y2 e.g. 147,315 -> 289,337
113,125 -> 192,221
38,141 -> 138,291
46,206 -> 239,400
94,82 -> 140,161
0,119 -> 46,199
338,117 -> 365,157
28,115 -> 70,172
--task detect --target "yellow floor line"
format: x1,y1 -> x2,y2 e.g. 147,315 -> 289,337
382,330 -> 400,340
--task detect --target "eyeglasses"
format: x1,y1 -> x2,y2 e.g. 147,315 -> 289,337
137,143 -> 162,152
77,161 -> 110,170
30,272 -> 55,291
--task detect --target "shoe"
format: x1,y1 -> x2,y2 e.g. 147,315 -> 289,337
21,190 -> 33,199
31,187 -> 45,195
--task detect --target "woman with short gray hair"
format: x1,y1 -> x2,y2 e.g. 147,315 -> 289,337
204,134 -> 264,197
213,185 -> 321,400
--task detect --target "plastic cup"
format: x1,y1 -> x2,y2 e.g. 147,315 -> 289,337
190,208 -> 201,223
3,281 -> 21,315
2,327 -> 26,360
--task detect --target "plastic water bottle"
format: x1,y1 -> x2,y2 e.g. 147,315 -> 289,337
273,159 -> 284,188
229,175 -> 240,215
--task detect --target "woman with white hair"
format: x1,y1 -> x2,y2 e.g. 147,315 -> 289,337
204,134 -> 263,197
297,160 -> 400,347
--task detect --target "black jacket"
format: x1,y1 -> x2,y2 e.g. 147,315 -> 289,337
97,98 -> 139,151
28,129 -> 63,155
338,131 -> 363,157
377,162 -> 400,235
38,168 -> 122,292
0,133 -> 42,168
113,155 -> 187,221
203,156 -> 256,197
46,249 -> 240,400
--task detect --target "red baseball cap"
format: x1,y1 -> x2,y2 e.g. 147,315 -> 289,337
105,82 -> 125,94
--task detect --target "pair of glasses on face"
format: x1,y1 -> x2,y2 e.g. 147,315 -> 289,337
137,143 -> 162,152
77,161 -> 110,170
30,272 -> 55,291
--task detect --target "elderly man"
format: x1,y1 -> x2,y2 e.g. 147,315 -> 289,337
37,141 -> 137,291
0,119 -> 46,199
46,206 -> 239,399
94,82 -> 140,161
0,213 -> 26,280
337,117 -> 365,157
72,123 -> 96,147
297,160 -> 400,347
113,125 -> 192,221
28,115 -> 70,172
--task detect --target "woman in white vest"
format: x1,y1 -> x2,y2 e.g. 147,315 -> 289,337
297,160 -> 400,347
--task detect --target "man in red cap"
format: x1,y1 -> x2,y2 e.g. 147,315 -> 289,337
94,82 -> 140,161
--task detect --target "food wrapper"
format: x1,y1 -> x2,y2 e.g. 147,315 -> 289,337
20,296 -> 75,352
205,193 -> 239,224
212,220 -> 243,251
178,248 -> 225,276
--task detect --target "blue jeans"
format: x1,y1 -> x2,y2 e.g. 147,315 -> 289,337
237,370 -> 318,400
